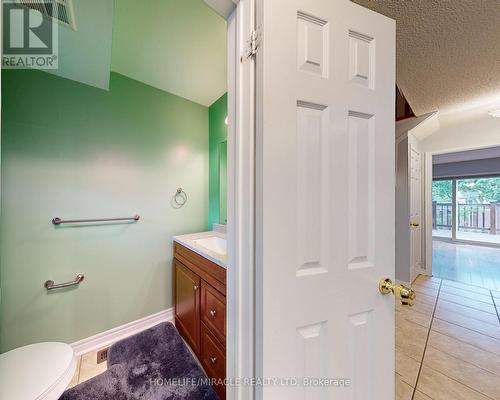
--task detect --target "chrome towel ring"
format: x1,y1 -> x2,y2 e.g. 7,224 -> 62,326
174,188 -> 187,207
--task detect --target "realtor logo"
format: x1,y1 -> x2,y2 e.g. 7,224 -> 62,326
2,0 -> 58,69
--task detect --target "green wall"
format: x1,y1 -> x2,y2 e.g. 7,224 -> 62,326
208,93 -> 228,227
0,70 -> 209,351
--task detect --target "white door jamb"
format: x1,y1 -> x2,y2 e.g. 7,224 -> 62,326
208,0 -> 257,399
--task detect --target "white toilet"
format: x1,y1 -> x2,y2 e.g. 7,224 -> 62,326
0,342 -> 76,400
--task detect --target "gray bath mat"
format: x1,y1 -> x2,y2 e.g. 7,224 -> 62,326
60,322 -> 219,400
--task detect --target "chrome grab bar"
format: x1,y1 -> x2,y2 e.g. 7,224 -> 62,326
52,215 -> 140,225
45,274 -> 84,290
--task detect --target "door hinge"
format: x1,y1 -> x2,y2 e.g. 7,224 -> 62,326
244,29 -> 261,61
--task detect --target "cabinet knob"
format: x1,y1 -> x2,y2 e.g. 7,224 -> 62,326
193,285 -> 199,291
210,309 -> 216,317
210,356 -> 217,364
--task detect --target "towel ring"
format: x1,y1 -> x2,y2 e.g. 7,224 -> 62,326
174,188 -> 187,207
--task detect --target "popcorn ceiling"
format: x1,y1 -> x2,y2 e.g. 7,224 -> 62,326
352,0 -> 500,115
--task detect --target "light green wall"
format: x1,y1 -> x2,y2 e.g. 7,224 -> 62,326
0,70 -> 209,351
208,93 -> 227,227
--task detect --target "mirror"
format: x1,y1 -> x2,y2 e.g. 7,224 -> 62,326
219,141 -> 227,224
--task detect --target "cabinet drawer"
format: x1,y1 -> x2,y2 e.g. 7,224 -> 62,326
201,281 -> 226,343
200,323 -> 226,399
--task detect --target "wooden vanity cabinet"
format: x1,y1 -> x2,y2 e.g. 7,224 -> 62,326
173,242 -> 226,400
173,259 -> 201,354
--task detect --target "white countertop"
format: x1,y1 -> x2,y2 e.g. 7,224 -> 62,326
173,231 -> 227,268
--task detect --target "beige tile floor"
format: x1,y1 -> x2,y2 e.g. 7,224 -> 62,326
67,347 -> 108,389
68,276 -> 500,399
397,275 -> 500,400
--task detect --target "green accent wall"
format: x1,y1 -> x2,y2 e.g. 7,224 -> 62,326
112,0 -> 227,106
208,93 -> 228,227
0,70 -> 209,351
219,141 -> 227,225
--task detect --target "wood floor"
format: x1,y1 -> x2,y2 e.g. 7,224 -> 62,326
432,240 -> 500,290
396,275 -> 500,400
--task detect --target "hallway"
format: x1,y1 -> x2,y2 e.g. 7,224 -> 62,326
396,275 -> 500,399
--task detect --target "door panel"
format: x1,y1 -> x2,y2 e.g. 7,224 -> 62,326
256,0 -> 395,398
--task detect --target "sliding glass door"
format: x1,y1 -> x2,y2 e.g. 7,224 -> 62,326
432,177 -> 500,245
456,178 -> 500,244
432,179 -> 453,239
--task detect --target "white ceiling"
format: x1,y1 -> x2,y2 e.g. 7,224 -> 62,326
353,0 -> 500,115
111,0 -> 227,107
433,146 -> 500,165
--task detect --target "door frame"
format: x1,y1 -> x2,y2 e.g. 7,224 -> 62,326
205,1 -> 256,399
424,145 -> 500,277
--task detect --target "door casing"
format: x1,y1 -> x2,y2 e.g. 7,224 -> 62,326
204,1 -> 257,399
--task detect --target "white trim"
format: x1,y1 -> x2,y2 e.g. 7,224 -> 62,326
227,1 -> 256,400
71,308 -> 174,356
412,266 -> 430,280
424,151 -> 434,275
424,143 -> 500,277
202,2 -> 255,399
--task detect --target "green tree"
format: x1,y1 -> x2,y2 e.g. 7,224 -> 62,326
432,180 -> 452,202
457,178 -> 500,203
433,178 -> 500,204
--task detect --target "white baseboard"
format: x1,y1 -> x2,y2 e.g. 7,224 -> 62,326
71,308 -> 174,356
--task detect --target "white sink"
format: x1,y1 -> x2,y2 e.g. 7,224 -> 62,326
193,236 -> 227,256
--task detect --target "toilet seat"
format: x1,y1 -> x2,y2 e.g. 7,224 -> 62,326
0,342 -> 76,400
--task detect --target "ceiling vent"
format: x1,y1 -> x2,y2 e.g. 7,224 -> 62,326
17,0 -> 77,31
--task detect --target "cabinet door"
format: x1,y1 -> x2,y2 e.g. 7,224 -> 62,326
174,259 -> 201,353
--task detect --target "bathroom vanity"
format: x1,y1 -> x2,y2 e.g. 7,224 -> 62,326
173,231 -> 227,400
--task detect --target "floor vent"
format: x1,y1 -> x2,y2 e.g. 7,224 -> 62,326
96,348 -> 109,364
17,0 -> 77,31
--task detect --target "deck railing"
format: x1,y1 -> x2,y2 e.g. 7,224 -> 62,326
432,202 -> 500,234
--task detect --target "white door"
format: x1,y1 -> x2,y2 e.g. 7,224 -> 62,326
256,0 -> 395,399
409,136 -> 422,282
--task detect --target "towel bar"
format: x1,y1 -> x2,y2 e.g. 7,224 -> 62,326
52,215 -> 140,225
45,274 -> 84,290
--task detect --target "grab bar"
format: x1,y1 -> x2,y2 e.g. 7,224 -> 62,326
45,274 -> 84,290
52,215 -> 140,225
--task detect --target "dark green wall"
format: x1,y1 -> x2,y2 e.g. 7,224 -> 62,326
208,93 -> 227,227
0,70 -> 209,351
